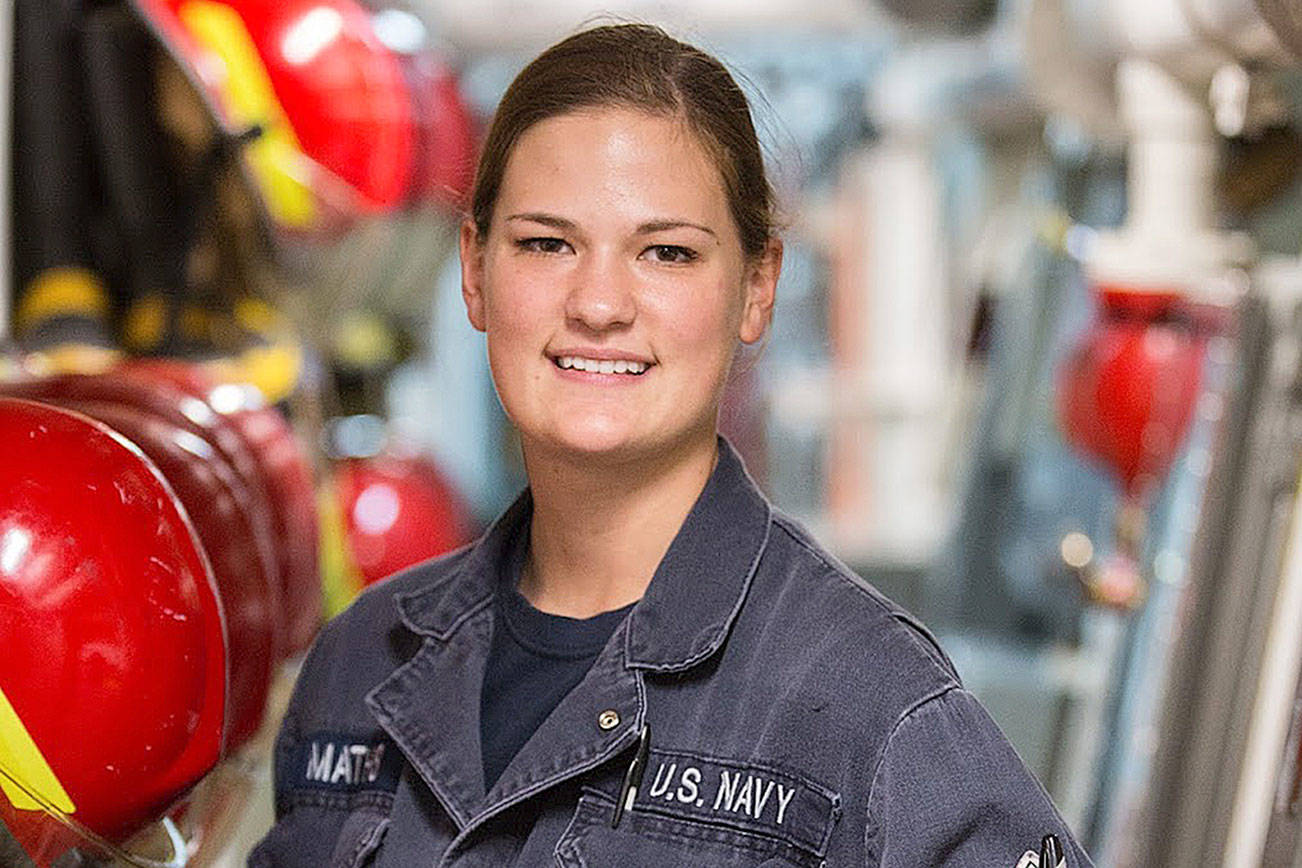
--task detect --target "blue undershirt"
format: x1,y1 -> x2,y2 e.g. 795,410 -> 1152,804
479,532 -> 635,791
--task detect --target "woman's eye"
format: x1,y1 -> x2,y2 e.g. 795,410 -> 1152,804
643,245 -> 698,264
516,237 -> 570,255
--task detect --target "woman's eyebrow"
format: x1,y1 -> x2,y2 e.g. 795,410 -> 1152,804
505,212 -> 577,231
637,220 -> 717,239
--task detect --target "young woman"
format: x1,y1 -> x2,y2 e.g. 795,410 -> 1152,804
253,24 -> 1092,867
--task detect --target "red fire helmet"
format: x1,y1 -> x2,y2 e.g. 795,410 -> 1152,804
126,359 -> 322,657
0,398 -> 226,860
134,0 -> 416,234
370,7 -> 476,210
1,373 -> 283,612
58,397 -> 278,750
332,451 -> 473,592
409,49 -> 476,211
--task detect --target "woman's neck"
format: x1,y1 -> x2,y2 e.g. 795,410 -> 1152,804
518,433 -> 719,618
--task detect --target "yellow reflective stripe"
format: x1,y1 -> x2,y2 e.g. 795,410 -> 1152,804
232,295 -> 277,333
16,268 -> 109,331
123,292 -> 166,350
0,685 -> 75,815
215,298 -> 303,403
23,344 -> 122,377
178,1 -> 315,227
123,295 -> 213,351
233,341 -> 302,405
203,340 -> 302,406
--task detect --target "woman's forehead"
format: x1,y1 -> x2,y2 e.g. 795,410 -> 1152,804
493,108 -> 734,232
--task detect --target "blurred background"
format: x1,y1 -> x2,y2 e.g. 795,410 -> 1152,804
2,0 -> 1302,865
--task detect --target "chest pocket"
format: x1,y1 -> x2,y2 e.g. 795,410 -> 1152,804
555,750 -> 840,868
248,801 -> 391,868
556,791 -> 817,867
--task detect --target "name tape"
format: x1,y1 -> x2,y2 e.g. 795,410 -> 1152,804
632,749 -> 838,855
295,732 -> 402,794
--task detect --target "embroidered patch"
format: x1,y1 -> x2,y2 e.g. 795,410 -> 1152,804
294,732 -> 402,793
631,749 -> 839,855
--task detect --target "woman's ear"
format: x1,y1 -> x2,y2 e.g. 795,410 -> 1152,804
738,238 -> 782,345
460,219 -> 488,333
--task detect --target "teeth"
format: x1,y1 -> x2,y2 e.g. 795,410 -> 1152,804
556,356 -> 648,375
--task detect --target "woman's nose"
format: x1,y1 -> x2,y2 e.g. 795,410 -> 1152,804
564,254 -> 637,332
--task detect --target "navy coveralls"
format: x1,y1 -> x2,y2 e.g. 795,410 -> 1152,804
251,441 -> 1092,867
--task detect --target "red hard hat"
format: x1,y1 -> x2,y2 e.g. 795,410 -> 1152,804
0,398 -> 226,859
333,451 -> 473,588
409,51 -> 475,210
134,0 -> 416,233
0,373 -> 283,641
126,359 -> 322,656
372,8 -> 475,210
5,371 -> 280,562
58,398 -> 278,750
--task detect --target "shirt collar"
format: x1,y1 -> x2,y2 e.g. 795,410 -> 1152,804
624,438 -> 771,671
394,492 -> 527,640
395,437 -> 771,672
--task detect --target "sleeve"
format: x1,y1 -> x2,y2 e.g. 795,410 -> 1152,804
268,622 -> 338,821
247,623 -> 342,866
864,687 -> 1094,868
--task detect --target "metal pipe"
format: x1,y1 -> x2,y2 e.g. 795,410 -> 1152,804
0,0 -> 13,346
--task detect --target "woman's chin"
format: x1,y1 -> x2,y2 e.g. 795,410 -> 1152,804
523,419 -> 718,472
543,429 -> 644,460
522,417 -> 661,464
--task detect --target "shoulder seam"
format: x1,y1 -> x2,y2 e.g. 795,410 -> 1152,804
768,514 -> 958,685
862,684 -> 964,864
768,514 -> 889,617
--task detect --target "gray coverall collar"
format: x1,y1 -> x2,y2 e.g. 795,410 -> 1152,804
391,436 -> 772,673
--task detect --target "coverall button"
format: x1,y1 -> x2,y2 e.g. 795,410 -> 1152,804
597,709 -> 620,730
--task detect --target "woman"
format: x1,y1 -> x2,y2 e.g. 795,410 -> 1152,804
253,23 -> 1091,867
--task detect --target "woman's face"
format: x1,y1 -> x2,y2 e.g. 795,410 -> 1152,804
461,108 -> 779,465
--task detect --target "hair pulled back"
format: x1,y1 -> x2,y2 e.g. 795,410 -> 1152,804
469,24 -> 775,260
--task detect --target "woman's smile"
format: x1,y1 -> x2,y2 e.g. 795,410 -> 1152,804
551,355 -> 652,377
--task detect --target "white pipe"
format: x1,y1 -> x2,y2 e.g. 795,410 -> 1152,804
1096,0 -> 1277,60
1118,58 -> 1216,238
424,0 -> 879,51
1101,0 -> 1198,56
1086,57 -> 1252,292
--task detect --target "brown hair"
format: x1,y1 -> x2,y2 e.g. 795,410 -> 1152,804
469,24 -> 775,260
